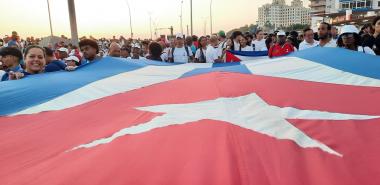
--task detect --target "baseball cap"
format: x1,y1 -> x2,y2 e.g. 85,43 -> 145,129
277,30 -> 286,36
64,56 -> 80,63
175,33 -> 184,39
218,30 -> 226,37
57,47 -> 69,53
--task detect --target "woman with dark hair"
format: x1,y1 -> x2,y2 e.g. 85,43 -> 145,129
372,16 -> 380,55
265,36 -> 274,51
195,36 -> 207,63
146,42 -> 163,62
239,36 -> 254,51
230,31 -> 243,51
8,45 -> 46,80
337,25 -> 375,55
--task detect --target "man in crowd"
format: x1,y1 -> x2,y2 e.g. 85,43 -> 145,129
268,31 -> 295,58
79,39 -> 101,65
169,33 -> 193,63
0,47 -> 23,81
252,30 -> 267,51
299,28 -> 319,50
57,47 -> 69,60
44,47 -> 67,72
120,46 -> 130,58
206,36 -> 223,63
317,22 -> 337,47
108,42 -> 121,57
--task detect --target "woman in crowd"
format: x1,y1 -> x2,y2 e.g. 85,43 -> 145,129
8,45 -> 46,80
194,36 -> 207,63
146,42 -> 163,62
337,25 -> 375,55
239,36 -> 254,51
372,16 -> 380,55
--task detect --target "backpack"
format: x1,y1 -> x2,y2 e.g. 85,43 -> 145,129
170,46 -> 192,63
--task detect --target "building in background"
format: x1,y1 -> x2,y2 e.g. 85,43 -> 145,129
310,0 -> 380,30
258,0 -> 311,30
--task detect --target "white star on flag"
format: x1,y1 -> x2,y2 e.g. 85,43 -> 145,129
70,93 -> 379,157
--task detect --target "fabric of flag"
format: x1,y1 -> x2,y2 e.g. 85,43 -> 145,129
225,50 -> 268,62
1,47 -> 380,185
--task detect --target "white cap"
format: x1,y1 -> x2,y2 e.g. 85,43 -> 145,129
132,43 -> 141,49
277,30 -> 286,36
64,56 -> 79,62
57,47 -> 69,53
340,25 -> 359,35
175,33 -> 184,39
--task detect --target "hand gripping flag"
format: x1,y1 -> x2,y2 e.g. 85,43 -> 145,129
1,47 -> 380,185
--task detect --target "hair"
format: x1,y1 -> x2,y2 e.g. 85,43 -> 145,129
256,30 -> 263,35
0,47 -> 23,61
197,36 -> 207,49
24,45 -> 46,58
265,37 -> 273,50
79,39 -> 99,54
148,42 -> 163,61
372,16 -> 380,26
303,28 -> 313,33
43,47 -> 54,57
239,36 -> 249,51
192,35 -> 198,42
320,22 -> 332,31
231,31 -> 243,40
337,33 -> 362,48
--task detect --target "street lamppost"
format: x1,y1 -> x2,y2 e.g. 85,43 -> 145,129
210,0 -> 213,35
124,0 -> 133,39
68,0 -> 78,45
190,0 -> 193,35
148,12 -> 153,40
47,0 -> 54,37
180,0 -> 184,35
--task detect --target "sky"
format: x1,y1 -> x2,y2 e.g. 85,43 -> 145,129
0,0 -> 303,39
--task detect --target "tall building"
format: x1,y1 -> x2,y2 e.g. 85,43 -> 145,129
310,0 -> 380,16
258,0 -> 311,29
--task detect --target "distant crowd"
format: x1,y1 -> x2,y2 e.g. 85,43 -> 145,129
1,15 -> 379,82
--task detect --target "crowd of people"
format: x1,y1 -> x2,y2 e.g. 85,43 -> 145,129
1,16 -> 380,82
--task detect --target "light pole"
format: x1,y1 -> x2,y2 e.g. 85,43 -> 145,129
210,0 -> 213,35
68,0 -> 78,46
124,0 -> 133,39
47,0 -> 54,37
180,0 -> 184,35
148,12 -> 153,40
190,0 -> 193,35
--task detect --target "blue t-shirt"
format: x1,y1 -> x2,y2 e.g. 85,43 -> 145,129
45,60 -> 67,72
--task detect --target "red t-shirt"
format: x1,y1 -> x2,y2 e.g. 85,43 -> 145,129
268,43 -> 294,58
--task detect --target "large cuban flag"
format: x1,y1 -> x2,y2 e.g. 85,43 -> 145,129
1,47 -> 380,185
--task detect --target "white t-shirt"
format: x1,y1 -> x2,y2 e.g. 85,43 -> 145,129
206,45 -> 219,63
357,46 -> 376,55
318,39 -> 337,48
171,47 -> 189,63
218,40 -> 227,51
233,40 -> 240,51
240,45 -> 254,51
252,39 -> 268,51
299,40 -> 319,50
195,48 -> 207,62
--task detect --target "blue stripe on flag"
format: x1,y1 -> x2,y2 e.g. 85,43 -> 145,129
290,47 -> 380,80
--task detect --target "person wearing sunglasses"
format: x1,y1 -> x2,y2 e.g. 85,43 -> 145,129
337,25 -> 375,55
